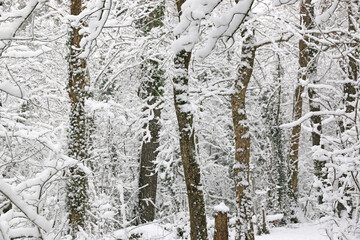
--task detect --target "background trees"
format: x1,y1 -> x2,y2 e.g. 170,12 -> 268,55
0,0 -> 359,239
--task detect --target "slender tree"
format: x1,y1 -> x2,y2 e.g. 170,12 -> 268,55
137,1 -> 165,223
66,0 -> 90,237
172,0 -> 208,239
288,0 -> 315,207
231,25 -> 255,240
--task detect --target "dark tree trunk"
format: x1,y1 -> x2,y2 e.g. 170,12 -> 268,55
138,105 -> 161,223
231,28 -> 255,240
66,0 -> 90,237
214,210 -> 229,240
173,48 -> 208,240
137,2 -> 165,224
288,0 -> 315,204
171,1 -> 208,239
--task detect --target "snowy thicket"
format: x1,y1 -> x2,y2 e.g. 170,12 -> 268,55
0,0 -> 359,239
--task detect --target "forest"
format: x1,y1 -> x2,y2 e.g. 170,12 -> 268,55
0,0 -> 359,239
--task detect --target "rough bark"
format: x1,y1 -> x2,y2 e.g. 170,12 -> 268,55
138,106 -> 161,223
343,0 -> 359,118
137,2 -> 165,224
173,48 -> 207,240
288,0 -> 314,203
171,2 -> 208,239
66,0 -> 89,237
336,0 -> 359,217
214,211 -> 228,240
302,0 -> 326,204
231,28 -> 255,240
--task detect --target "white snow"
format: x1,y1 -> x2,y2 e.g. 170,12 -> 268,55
113,223 -> 176,240
315,0 -> 339,24
196,0 -> 254,60
266,214 -> 283,222
257,223 -> 328,240
214,202 -> 230,213
0,80 -> 24,98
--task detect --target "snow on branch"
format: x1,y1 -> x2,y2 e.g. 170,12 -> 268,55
172,0 -> 223,53
0,180 -> 52,233
195,0 -> 254,60
273,0 -> 298,7
67,0 -> 112,58
280,110 -> 346,128
0,0 -> 42,56
315,0 -> 339,24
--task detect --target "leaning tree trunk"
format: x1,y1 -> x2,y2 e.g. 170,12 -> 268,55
173,48 -> 208,240
288,0 -> 314,206
66,0 -> 90,237
171,1 -> 208,239
137,2 -> 165,224
231,27 -> 255,240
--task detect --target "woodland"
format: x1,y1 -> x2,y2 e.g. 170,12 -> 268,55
0,0 -> 359,240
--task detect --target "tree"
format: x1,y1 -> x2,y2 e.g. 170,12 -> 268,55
288,0 -> 316,210
231,24 -> 256,240
66,0 -> 91,236
137,1 -> 165,224
171,0 -> 209,238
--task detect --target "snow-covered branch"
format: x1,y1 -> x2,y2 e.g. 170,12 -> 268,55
0,180 -> 52,233
196,0 -> 254,60
315,0 -> 339,24
0,0 -> 42,56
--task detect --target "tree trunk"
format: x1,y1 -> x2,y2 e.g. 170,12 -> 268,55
214,208 -> 229,240
66,0 -> 90,237
231,28 -> 255,240
173,48 -> 208,240
171,1 -> 208,239
137,2 -> 165,224
288,0 -> 314,204
302,0 -> 326,204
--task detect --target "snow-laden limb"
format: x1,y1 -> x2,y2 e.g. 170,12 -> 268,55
0,0 -> 41,56
66,0 -> 112,58
172,0 -> 222,53
280,110 -> 346,128
195,0 -> 254,61
0,180 -> 51,233
273,0 -> 298,7
315,0 -> 339,24
0,80 -> 23,98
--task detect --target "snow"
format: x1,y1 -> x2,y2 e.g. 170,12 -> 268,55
0,180 -> 52,233
266,214 -> 283,222
214,202 -> 229,213
196,0 -> 254,60
0,0 -> 41,54
315,0 -> 339,24
0,80 -> 24,98
273,0 -> 297,7
113,223 -> 176,240
257,223 -> 328,240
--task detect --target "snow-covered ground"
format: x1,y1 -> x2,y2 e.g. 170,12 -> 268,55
257,223 -> 328,240
112,222 -> 328,240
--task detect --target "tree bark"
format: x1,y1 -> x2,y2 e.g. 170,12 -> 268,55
231,28 -> 255,240
137,2 -> 165,224
214,211 -> 228,240
66,0 -> 90,237
171,1 -> 208,239
173,48 -> 208,240
172,48 -> 208,240
288,0 -> 314,203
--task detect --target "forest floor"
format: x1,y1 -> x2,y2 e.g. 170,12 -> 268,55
256,222 -> 328,240
113,222 -> 329,240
